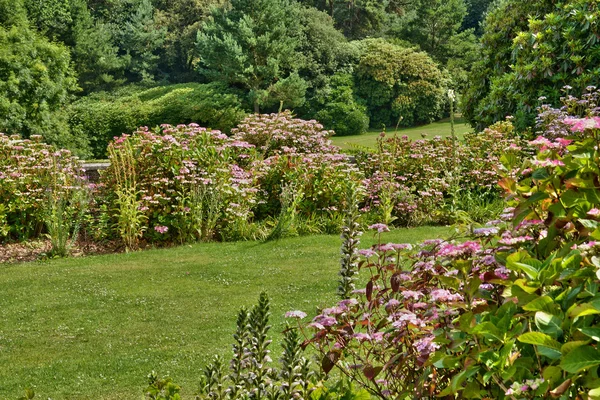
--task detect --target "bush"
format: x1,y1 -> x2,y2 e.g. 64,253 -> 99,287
311,73 -> 369,136
356,120 -> 525,226
231,111 -> 338,157
68,83 -> 247,158
354,38 -> 448,129
99,124 -> 259,247
296,99 -> 600,398
0,134 -> 87,249
231,112 -> 362,225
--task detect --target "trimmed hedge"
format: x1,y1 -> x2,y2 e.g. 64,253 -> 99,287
68,82 -> 247,157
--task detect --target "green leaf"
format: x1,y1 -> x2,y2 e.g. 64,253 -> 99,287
580,328 -> 600,341
518,332 -> 561,350
535,312 -> 563,338
569,303 -> 600,319
538,346 -> 562,360
506,251 -> 541,280
523,296 -> 560,315
532,168 -> 550,180
560,345 -> 600,373
562,341 -> 591,355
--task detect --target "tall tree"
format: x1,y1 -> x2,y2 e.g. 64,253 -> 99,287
299,0 -> 411,39
0,9 -> 81,150
120,0 -> 166,82
401,0 -> 468,63
196,0 -> 306,112
461,0 -> 560,130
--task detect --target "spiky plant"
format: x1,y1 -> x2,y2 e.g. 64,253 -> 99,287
338,183 -> 362,299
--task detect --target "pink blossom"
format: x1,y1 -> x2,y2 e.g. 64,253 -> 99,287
154,225 -> 169,234
369,223 -> 390,233
563,117 -> 600,132
588,208 -> 600,217
285,310 -> 307,319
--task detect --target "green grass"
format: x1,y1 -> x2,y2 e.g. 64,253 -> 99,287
330,118 -> 472,150
0,227 -> 451,399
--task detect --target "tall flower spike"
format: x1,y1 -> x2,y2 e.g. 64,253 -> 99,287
338,183 -> 362,299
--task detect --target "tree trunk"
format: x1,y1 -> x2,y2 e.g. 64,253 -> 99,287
254,100 -> 260,114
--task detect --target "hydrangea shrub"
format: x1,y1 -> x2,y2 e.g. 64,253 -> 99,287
296,110 -> 600,398
0,133 -> 87,243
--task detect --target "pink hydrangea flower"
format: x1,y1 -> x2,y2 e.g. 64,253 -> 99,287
154,225 -> 169,234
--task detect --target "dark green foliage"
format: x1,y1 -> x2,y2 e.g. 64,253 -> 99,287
462,0 -> 557,130
68,83 -> 246,157
0,23 -> 83,151
196,0 -> 305,113
354,38 -> 447,129
300,0 -> 409,39
70,0 -> 127,93
313,73 -> 369,136
461,0 -> 493,34
401,0 -> 468,63
120,0 -> 166,82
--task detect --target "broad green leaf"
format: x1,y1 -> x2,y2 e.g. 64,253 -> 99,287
569,303 -> 600,319
589,387 -> 600,400
580,328 -> 600,341
471,322 -> 503,341
523,296 -> 560,315
535,311 -> 563,338
518,332 -> 561,350
506,251 -> 541,280
560,345 -> 600,373
538,346 -> 562,360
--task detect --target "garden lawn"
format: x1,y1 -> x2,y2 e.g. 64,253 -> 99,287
0,227 -> 451,400
330,118 -> 472,150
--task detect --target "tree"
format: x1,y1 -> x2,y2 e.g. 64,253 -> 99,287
354,38 -> 447,128
399,0 -> 468,63
153,0 -> 225,81
120,0 -> 167,82
460,0 -> 593,131
461,0 -> 494,35
70,0 -> 126,92
0,22 -> 83,152
299,0 -> 411,39
196,0 -> 305,112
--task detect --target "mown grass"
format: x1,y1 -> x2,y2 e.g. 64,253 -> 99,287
0,226 -> 451,399
330,118 -> 472,150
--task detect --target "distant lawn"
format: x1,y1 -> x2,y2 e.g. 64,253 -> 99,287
0,226 -> 451,400
330,117 -> 472,150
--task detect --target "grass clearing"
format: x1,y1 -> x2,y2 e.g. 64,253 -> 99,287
330,118 -> 472,150
0,226 -> 451,399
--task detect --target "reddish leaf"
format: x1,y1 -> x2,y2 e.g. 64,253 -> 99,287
550,379 -> 571,398
321,351 -> 340,374
363,364 -> 383,381
391,272 -> 402,292
366,280 -> 374,301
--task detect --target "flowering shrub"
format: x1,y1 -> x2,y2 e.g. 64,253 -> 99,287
0,133 -> 87,246
295,111 -> 600,398
100,124 -> 259,246
253,153 -> 362,222
231,111 -> 338,157
356,120 -> 525,225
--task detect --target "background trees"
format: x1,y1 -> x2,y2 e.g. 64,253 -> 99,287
460,0 -> 600,131
0,0 -> 81,150
196,0 -> 305,112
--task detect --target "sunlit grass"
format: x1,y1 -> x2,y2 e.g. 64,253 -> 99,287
0,226 -> 451,399
330,117 -> 472,150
